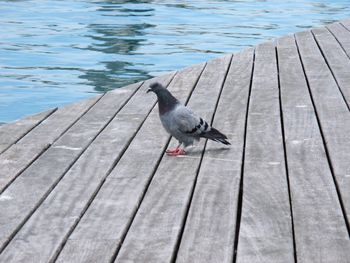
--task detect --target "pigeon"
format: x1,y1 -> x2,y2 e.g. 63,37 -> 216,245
147,82 -> 230,156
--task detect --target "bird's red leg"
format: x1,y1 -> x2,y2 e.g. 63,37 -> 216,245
166,147 -> 179,154
166,148 -> 186,156
166,144 -> 186,156
166,143 -> 180,154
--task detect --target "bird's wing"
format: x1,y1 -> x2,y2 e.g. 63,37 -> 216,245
172,105 -> 210,136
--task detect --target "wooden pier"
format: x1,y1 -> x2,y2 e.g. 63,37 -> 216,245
0,20 -> 349,263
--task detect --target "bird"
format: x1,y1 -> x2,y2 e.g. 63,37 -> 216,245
147,82 -> 230,156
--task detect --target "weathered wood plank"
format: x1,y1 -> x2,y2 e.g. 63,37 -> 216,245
115,55 -> 232,263
312,27 -> 350,108
0,96 -> 101,193
236,42 -> 294,262
55,62 -> 206,263
175,49 -> 254,263
0,82 -> 142,252
0,74 -> 174,262
277,35 -> 350,262
295,30 -> 350,226
341,19 -> 350,31
327,23 -> 350,58
0,108 -> 57,154
0,20 -> 348,263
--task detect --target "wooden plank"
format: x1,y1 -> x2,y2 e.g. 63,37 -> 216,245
0,108 -> 57,154
295,31 -> 350,226
312,27 -> 350,108
114,55 -> 232,263
0,74 -> 175,262
277,35 -> 350,262
236,42 -> 294,262
327,22 -> 350,58
0,96 -> 101,193
0,82 -> 142,251
175,49 -> 254,263
55,62 -> 206,263
341,19 -> 350,31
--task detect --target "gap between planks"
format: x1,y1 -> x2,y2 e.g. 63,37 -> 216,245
275,46 -> 297,263
310,30 -> 350,111
54,62 -> 208,263
0,108 -> 57,155
0,94 -> 104,195
51,77 -> 176,262
113,55 -> 232,263
0,81 -> 144,254
109,64 -> 207,263
294,34 -> 350,237
170,54 -> 233,263
232,50 -> 255,263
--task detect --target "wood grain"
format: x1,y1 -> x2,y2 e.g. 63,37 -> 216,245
0,96 -> 100,193
0,82 -> 142,252
278,35 -> 350,262
295,30 -> 350,226
236,42 -> 294,263
0,20 -> 349,263
327,22 -> 350,57
56,63 -> 206,263
0,108 -> 56,154
341,19 -> 350,30
115,55 -> 232,263
0,75 -> 174,263
312,27 -> 350,107
176,49 -> 254,263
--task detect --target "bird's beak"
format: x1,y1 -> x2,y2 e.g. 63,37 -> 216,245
146,88 -> 151,93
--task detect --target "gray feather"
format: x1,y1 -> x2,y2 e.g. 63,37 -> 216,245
148,82 -> 230,147
160,104 -> 202,147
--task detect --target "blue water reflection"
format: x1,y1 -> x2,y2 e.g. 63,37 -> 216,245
0,0 -> 350,123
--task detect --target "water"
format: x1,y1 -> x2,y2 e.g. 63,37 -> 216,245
1,0 -> 350,123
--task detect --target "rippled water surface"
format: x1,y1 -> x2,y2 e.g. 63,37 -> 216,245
1,0 -> 350,123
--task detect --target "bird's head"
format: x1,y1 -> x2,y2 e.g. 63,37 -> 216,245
146,81 -> 179,113
147,82 -> 165,94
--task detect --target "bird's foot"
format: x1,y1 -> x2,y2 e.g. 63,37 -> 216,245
166,148 -> 186,156
166,147 -> 179,154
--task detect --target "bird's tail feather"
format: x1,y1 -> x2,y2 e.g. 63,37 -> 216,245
202,127 -> 231,145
